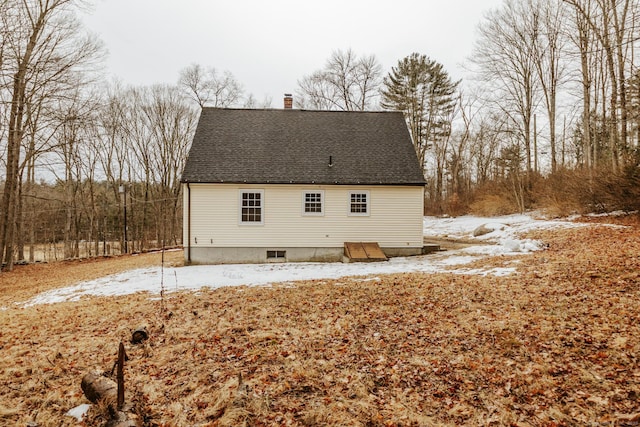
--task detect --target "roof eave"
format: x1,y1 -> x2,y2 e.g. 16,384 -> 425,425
181,179 -> 426,186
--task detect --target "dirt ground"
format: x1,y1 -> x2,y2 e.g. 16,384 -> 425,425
1,217 -> 639,426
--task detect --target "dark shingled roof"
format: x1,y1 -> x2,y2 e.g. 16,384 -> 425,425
181,108 -> 426,186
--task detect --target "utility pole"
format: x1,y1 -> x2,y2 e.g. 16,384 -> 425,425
534,113 -> 538,174
119,185 -> 128,254
562,115 -> 566,168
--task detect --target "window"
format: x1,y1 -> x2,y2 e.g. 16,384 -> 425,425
303,191 -> 324,215
349,191 -> 369,216
240,190 -> 263,224
267,250 -> 286,260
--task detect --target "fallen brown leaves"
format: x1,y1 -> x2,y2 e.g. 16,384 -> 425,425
1,218 -> 639,426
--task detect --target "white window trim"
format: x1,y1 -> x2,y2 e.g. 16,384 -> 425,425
238,189 -> 265,225
302,190 -> 325,216
348,190 -> 370,217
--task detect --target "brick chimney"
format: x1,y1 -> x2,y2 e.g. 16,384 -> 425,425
284,93 -> 293,109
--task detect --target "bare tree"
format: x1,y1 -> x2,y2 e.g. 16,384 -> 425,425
243,93 -> 272,108
566,0 -> 596,170
296,70 -> 339,110
0,0 -> 102,271
136,84 -> 198,247
297,49 -> 382,111
564,0 -> 637,171
94,83 -> 135,252
124,87 -> 153,251
471,114 -> 508,184
178,63 -> 243,108
447,92 -> 482,203
47,88 -> 100,259
89,81 -> 197,254
472,0 -> 540,187
530,0 -> 569,173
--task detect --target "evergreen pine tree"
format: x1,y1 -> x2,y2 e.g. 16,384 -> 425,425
381,53 -> 459,173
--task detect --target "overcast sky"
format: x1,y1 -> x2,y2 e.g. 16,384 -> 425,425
80,0 -> 503,105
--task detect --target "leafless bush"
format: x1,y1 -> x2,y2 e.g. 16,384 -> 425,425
532,165 -> 640,216
532,169 -> 586,217
466,181 -> 521,216
469,194 -> 519,216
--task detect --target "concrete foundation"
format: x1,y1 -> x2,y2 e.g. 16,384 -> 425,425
185,246 -> 423,265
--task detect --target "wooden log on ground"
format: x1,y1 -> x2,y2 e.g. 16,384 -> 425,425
81,370 -> 117,405
80,341 -> 141,426
81,343 -> 140,427
81,370 -> 140,426
131,326 -> 148,344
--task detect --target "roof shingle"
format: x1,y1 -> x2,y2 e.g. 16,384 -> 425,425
181,108 -> 425,185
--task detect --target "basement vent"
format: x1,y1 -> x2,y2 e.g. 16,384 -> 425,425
267,250 -> 286,260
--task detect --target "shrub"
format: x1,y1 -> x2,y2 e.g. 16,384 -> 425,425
532,165 -> 640,215
469,193 -> 519,216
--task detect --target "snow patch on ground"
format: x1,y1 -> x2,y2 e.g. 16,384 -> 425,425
65,404 -> 91,421
422,213 -> 585,242
20,213 -> 590,306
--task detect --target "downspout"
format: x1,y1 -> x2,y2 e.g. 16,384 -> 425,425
187,182 -> 192,264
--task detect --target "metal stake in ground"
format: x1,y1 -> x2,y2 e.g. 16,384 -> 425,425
117,341 -> 125,409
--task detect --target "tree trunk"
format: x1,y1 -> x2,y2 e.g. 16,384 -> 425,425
612,0 -> 630,163
0,7 -> 48,271
578,16 -> 592,170
16,179 -> 25,262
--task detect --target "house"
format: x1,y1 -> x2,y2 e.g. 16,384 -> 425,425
180,99 -> 426,264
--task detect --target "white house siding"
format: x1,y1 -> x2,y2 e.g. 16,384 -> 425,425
183,183 -> 424,263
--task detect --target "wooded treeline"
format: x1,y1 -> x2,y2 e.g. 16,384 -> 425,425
1,0 -> 639,270
295,0 -> 640,216
0,0 -> 199,270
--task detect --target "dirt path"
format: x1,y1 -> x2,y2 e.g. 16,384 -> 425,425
423,236 -> 491,250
